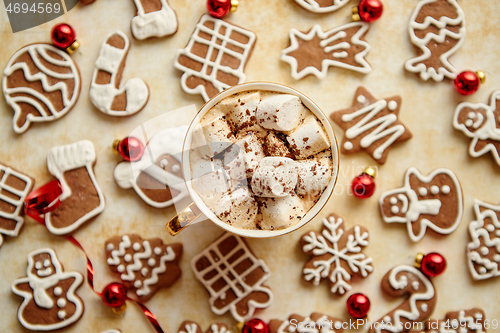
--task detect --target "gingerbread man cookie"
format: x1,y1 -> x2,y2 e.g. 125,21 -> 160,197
379,167 -> 463,242
191,233 -> 273,322
11,248 -> 84,331
300,213 -> 373,295
177,321 -> 231,333
131,0 -> 178,40
90,30 -> 149,116
405,0 -> 466,81
292,0 -> 351,13
2,43 -> 81,134
369,265 -> 436,333
269,313 -> 344,333
106,234 -> 182,302
409,308 -> 487,333
174,15 -> 256,102
281,22 -> 371,80
0,163 -> 34,248
330,86 -> 412,164
454,90 -> 500,167
467,199 -> 500,281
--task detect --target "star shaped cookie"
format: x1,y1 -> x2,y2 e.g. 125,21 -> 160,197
330,86 -> 412,164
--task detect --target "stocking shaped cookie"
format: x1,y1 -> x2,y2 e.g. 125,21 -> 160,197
467,199 -> 500,281
3,44 -> 81,134
379,167 -> 463,242
410,308 -> 486,333
90,30 -> 149,116
292,0 -> 351,13
131,0 -> 178,40
369,265 -> 436,333
177,321 -> 231,333
174,15 -> 256,102
45,140 -> 105,235
269,313 -> 344,333
114,126 -> 189,208
300,213 -> 373,295
405,0 -> 466,81
454,90 -> 500,166
11,248 -> 84,331
281,22 -> 371,80
106,234 -> 182,302
0,163 -> 34,248
191,233 -> 273,322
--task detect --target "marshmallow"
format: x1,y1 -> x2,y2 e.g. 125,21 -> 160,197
191,157 -> 223,180
212,186 -> 259,229
251,157 -> 298,197
200,109 -> 236,156
296,158 -> 332,197
287,115 -> 330,159
218,91 -> 261,131
234,131 -> 265,176
222,144 -> 247,181
192,169 -> 236,203
257,194 -> 305,230
264,132 -> 294,158
256,94 -> 305,131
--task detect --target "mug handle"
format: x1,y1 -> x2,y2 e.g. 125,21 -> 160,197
166,203 -> 203,235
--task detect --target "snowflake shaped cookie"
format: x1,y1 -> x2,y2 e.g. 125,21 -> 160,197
300,213 -> 373,295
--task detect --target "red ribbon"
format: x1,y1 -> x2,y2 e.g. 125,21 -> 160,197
24,181 -> 164,333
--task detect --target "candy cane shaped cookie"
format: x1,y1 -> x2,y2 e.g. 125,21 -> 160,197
368,265 -> 436,333
89,30 -> 149,117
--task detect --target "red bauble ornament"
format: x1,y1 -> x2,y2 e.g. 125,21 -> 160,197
207,0 -> 231,18
454,71 -> 480,95
351,169 -> 376,199
346,293 -> 371,319
101,282 -> 127,308
242,319 -> 269,333
421,253 -> 446,277
117,137 -> 145,162
51,23 -> 76,49
358,0 -> 383,22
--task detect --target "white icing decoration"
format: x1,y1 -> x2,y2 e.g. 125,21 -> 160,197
120,241 -> 152,282
390,197 -> 398,205
108,235 -> 131,266
441,185 -> 450,194
486,224 -> 495,232
412,281 -> 419,290
106,244 -> 114,251
53,287 -> 62,296
11,248 -> 84,331
391,206 -> 399,214
494,255 -> 500,262
117,265 -> 125,273
343,141 -> 353,150
430,185 -> 440,195
480,246 -> 489,255
388,100 -> 398,111
141,268 -> 148,276
133,243 -> 141,251
479,267 -> 487,274
341,98 -> 406,160
468,112 -> 476,119
148,258 -> 156,267
421,303 -> 428,312
172,165 -> 180,172
45,140 -> 105,235
154,247 -> 162,255
465,119 -> 474,127
134,280 -> 142,288
131,0 -> 178,40
383,316 -> 391,323
57,298 -> 66,308
35,262 -> 42,270
124,254 -> 132,262
174,15 -> 256,102
2,44 -> 81,134
453,90 -> 500,166
136,246 -> 177,296
113,126 -> 190,208
380,167 -> 463,242
160,159 -> 169,168
190,233 -> 274,322
292,0 -> 350,13
357,95 -> 367,104
281,22 -> 371,80
419,187 -> 428,196
90,30 -> 149,116
405,0 -> 466,81
58,310 -> 66,319
43,259 -> 50,267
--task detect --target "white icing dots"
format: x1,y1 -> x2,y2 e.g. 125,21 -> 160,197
390,197 -> 398,205
160,159 -> 169,168
468,112 -> 476,119
57,298 -> 67,308
344,141 -> 354,150
44,259 -> 50,267
141,268 -> 149,276
441,185 -> 450,194
133,243 -> 141,251
430,185 -> 439,195
53,287 -> 63,296
419,187 -> 427,196
383,316 -> 391,323
35,262 -> 42,270
465,119 -> 474,127
134,280 -> 142,288
479,267 -> 487,274
486,224 -> 495,232
496,230 -> 500,237
475,312 -> 483,319
106,243 -> 114,251
58,310 -> 66,319
124,254 -> 132,262
388,100 -> 398,111
334,321 -> 342,330
421,303 -> 428,312
480,246 -> 489,255
357,95 -> 367,104
117,265 -> 125,273
148,258 -> 156,267
412,281 -> 419,290
493,254 -> 500,262
391,206 -> 399,214
172,165 -> 181,172
154,247 -> 162,255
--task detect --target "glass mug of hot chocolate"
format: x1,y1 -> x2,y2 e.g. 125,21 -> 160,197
166,82 -> 339,238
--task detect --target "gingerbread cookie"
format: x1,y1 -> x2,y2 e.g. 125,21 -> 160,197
45,140 -> 105,235
11,248 -> 84,331
301,213 -> 373,295
368,265 -> 436,333
191,233 -> 273,322
292,0 -> 351,13
405,0 -> 466,81
177,321 -> 231,333
3,43 -> 81,134
269,313 -> 344,333
467,199 -> 500,281
453,90 -> 500,167
409,308 -> 487,333
330,86 -> 412,164
114,126 -> 189,208
105,234 -> 182,302
131,0 -> 178,40
0,163 -> 34,248
90,30 -> 149,116
379,167 -> 463,242
281,22 -> 371,80
174,14 -> 256,102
